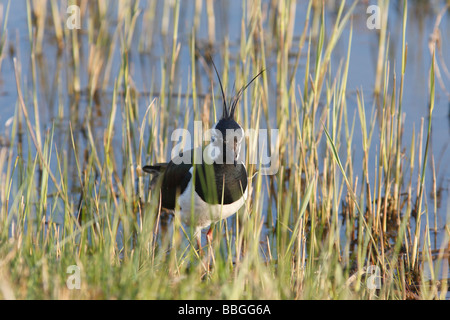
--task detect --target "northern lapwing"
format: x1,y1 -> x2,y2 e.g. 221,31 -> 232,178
143,62 -> 263,250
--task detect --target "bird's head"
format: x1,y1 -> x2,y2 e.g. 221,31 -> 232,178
209,117 -> 245,166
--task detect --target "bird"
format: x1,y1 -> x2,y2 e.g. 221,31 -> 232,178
143,61 -> 263,251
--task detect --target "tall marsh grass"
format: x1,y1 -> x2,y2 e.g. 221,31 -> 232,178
0,0 -> 448,299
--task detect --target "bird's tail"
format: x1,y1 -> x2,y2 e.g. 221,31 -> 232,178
143,164 -> 167,189
143,165 -> 165,174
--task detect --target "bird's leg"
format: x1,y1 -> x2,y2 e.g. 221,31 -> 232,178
206,225 -> 214,244
206,225 -> 215,273
195,228 -> 203,255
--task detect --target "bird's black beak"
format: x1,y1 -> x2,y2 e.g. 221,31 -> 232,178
234,159 -> 237,167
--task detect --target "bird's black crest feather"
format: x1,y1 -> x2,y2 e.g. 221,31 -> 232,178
211,59 -> 264,121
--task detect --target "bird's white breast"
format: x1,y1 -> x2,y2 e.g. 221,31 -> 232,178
177,167 -> 248,230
